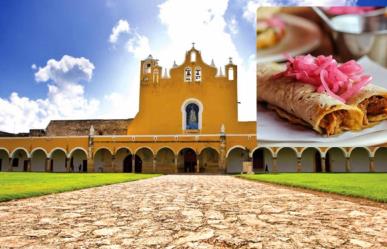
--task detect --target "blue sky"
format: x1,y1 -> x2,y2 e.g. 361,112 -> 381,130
0,0 -> 256,133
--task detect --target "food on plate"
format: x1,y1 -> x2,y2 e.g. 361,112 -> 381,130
257,63 -> 363,136
257,8 -> 285,49
257,54 -> 387,136
347,85 -> 387,126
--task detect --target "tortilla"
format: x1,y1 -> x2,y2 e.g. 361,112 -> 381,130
346,84 -> 387,126
257,63 -> 364,136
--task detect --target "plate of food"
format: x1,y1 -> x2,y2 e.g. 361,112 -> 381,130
257,55 -> 387,142
257,11 -> 322,64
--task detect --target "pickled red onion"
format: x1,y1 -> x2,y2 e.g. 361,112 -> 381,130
274,54 -> 372,103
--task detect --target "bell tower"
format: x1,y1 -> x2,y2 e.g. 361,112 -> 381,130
140,54 -> 161,85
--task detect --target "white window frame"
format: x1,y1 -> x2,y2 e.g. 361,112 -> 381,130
184,67 -> 192,82
228,67 -> 234,81
194,67 -> 201,82
181,98 -> 203,131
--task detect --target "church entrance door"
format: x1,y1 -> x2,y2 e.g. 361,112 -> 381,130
183,149 -> 197,173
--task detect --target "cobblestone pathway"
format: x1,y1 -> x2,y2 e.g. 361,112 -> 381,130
0,175 -> 386,248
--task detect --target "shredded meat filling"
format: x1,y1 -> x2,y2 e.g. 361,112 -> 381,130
319,111 -> 347,136
359,96 -> 387,125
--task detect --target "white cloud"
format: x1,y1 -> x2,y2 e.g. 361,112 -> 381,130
35,55 -> 94,83
31,64 -> 37,70
157,0 -> 255,120
0,55 -> 99,133
126,33 -> 152,59
109,19 -> 130,44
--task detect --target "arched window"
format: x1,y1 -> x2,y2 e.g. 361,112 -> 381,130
228,68 -> 234,80
191,51 -> 196,62
144,62 -> 152,74
184,67 -> 192,82
181,99 -> 203,131
194,67 -> 201,82
185,103 -> 199,130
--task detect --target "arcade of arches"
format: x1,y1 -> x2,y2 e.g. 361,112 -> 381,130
1,146 -> 385,173
251,147 -> 386,173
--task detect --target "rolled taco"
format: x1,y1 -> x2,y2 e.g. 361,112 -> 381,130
346,84 -> 387,126
257,64 -> 364,136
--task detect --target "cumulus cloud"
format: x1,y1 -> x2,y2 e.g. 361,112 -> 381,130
0,55 -> 99,133
35,55 -> 94,83
109,19 -> 130,44
31,64 -> 37,70
126,33 -> 152,59
157,0 -> 255,120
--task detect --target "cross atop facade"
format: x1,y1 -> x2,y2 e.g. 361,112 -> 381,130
229,57 -> 233,64
192,42 -> 195,48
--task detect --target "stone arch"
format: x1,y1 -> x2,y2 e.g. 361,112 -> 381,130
177,147 -> 197,173
250,146 -> 274,158
349,146 -> 371,157
277,147 -> 297,172
301,147 -> 321,172
226,145 -> 246,158
199,147 -> 219,173
374,147 -> 387,172
135,147 -> 154,173
11,147 -> 29,158
350,147 -> 370,172
51,149 -> 67,172
156,147 -> 175,174
31,148 -> 47,172
48,147 -> 67,158
94,147 -> 114,158
94,148 -> 112,172
252,147 -> 273,173
226,147 -> 249,173
326,147 -> 346,172
0,148 -> 10,172
70,149 -> 88,172
68,147 -> 88,158
10,148 -> 29,172
116,147 -> 131,173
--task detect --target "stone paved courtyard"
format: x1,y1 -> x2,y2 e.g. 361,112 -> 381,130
0,175 -> 386,249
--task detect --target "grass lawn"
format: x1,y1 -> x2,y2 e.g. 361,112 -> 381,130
0,172 -> 160,202
239,173 -> 387,203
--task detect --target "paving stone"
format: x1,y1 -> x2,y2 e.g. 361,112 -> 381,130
0,175 -> 385,248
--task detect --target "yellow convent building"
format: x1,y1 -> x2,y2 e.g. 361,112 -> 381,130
0,46 -> 256,174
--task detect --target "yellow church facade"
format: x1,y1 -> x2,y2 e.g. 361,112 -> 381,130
0,46 -> 257,174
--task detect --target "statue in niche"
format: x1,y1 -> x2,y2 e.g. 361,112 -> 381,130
186,103 -> 199,129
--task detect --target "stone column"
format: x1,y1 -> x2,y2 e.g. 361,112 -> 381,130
8,158 -> 13,172
321,157 -> 326,173
196,158 -> 200,173
345,157 -> 351,172
219,131 -> 226,173
87,158 -> 94,173
174,156 -> 178,174
272,157 -> 277,173
153,157 -> 156,173
66,158 -> 71,172
131,155 -> 135,173
296,157 -> 302,173
369,157 -> 375,172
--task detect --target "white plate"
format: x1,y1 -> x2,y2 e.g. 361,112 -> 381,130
257,57 -> 387,145
257,14 -> 322,64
